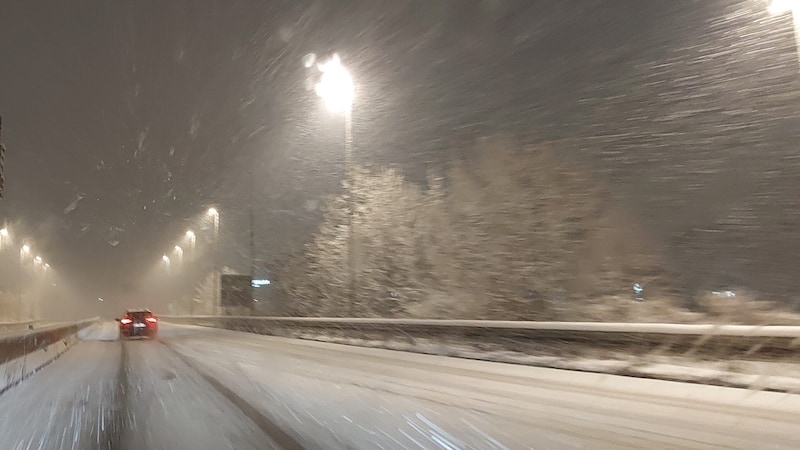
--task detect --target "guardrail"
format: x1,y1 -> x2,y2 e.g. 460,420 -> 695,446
0,320 -> 40,333
0,318 -> 99,395
160,316 -> 800,359
0,318 -> 99,368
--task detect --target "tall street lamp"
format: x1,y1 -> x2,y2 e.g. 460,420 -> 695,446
206,207 -> 220,314
18,244 -> 31,320
185,230 -> 196,252
0,228 -> 8,251
206,208 -> 220,238
173,245 -> 183,268
20,244 -> 30,264
314,53 -> 357,316
769,0 -> 800,65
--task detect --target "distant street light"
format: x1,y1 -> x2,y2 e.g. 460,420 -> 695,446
769,0 -> 800,65
173,245 -> 183,268
314,53 -> 357,316
20,244 -> 30,264
34,256 -> 44,276
769,0 -> 796,15
206,208 -> 220,238
16,243 -> 32,319
205,208 -> 220,314
185,230 -> 196,251
162,254 -> 171,273
0,228 -> 7,250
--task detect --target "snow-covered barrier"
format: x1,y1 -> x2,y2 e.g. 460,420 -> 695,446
0,320 -> 40,333
0,318 -> 99,394
160,316 -> 800,360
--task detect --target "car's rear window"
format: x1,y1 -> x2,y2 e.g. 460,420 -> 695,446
128,311 -> 148,320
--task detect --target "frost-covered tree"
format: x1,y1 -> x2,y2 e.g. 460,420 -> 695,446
282,141 -> 666,319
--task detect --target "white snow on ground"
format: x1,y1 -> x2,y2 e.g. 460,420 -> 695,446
160,323 -> 800,449
122,339 -> 280,449
0,326 -> 80,394
0,341 -> 122,450
285,333 -> 800,393
0,324 -> 280,450
78,321 -> 119,341
4,321 -> 800,449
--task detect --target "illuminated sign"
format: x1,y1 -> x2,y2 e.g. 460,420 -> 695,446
251,279 -> 271,287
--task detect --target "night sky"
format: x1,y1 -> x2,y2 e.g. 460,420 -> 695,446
2,1 -> 800,313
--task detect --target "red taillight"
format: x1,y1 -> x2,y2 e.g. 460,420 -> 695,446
120,318 -> 132,325
146,317 -> 157,323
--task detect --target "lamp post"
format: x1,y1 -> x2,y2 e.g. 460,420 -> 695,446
185,230 -> 196,252
769,0 -> 800,66
0,228 -> 8,251
20,244 -> 30,265
173,245 -> 183,268
162,254 -> 171,274
18,244 -> 31,320
31,256 -> 45,320
207,208 -> 220,238
206,207 -> 220,314
314,53 -> 356,316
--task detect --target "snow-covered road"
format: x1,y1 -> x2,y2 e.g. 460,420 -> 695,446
0,321 -> 799,449
0,322 -> 277,450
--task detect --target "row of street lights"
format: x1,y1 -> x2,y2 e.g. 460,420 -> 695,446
0,226 -> 53,320
157,208 -> 220,315
0,226 -> 52,272
160,207 -> 219,273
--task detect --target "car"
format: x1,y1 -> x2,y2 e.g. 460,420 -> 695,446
116,309 -> 158,339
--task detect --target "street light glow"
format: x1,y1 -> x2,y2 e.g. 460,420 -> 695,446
162,254 -> 170,263
206,207 -> 220,238
21,244 -> 30,253
315,53 -> 354,113
34,255 -> 42,264
185,230 -> 196,252
0,228 -> 8,237
769,0 -> 796,15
